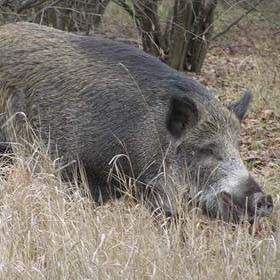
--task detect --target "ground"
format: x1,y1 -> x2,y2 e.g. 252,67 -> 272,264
0,2 -> 279,279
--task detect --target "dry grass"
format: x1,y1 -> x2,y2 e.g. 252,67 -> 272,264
0,146 -> 279,279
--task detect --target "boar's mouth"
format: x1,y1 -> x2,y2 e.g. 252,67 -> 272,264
219,192 -> 273,224
220,192 -> 246,223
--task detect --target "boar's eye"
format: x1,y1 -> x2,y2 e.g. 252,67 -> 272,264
199,145 -> 222,160
199,147 -> 214,157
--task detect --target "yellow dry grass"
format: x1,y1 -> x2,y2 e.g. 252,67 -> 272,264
0,145 -> 279,279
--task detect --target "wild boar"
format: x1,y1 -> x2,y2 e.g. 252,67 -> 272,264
0,22 -> 273,223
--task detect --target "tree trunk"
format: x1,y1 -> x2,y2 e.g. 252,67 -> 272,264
167,0 -> 217,73
133,0 -> 164,57
168,0 -> 193,70
184,0 -> 217,73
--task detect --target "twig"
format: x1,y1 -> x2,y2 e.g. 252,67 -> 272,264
112,0 -> 134,18
212,0 -> 264,41
17,0 -> 45,13
17,0 -> 64,13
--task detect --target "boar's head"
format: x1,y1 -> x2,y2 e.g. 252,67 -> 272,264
166,90 -> 273,223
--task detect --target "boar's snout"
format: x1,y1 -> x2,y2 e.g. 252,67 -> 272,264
244,176 -> 273,222
220,191 -> 273,223
218,175 -> 273,223
247,192 -> 273,221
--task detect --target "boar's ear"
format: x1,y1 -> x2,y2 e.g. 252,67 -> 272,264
166,96 -> 199,138
228,90 -> 252,121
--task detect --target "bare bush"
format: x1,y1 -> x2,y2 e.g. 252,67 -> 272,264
0,0 -> 111,32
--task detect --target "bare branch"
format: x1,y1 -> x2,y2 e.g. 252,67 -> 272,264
212,0 -> 265,41
17,0 -> 48,13
112,0 -> 134,18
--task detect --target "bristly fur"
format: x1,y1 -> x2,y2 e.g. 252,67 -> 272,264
0,22 -> 272,222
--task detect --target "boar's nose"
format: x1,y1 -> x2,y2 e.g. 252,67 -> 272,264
248,192 -> 273,217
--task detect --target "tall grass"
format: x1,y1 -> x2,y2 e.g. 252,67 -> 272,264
0,133 -> 278,279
